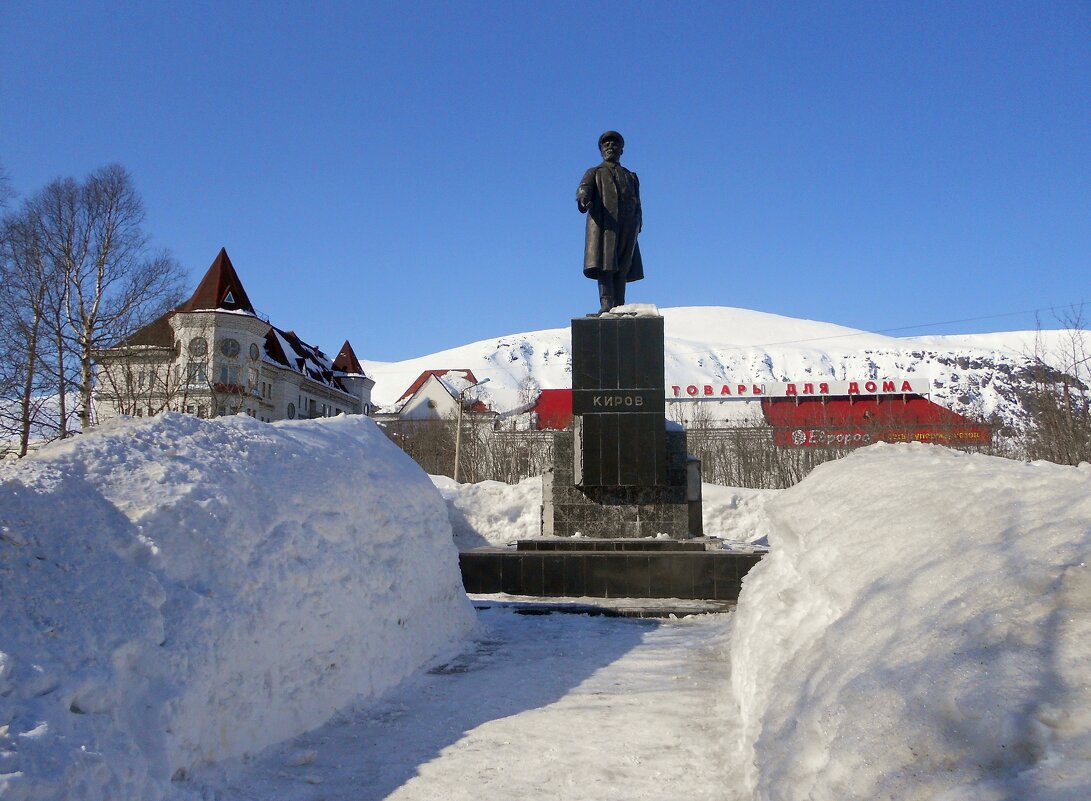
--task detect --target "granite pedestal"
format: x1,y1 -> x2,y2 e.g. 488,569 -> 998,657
541,312 -> 697,540
472,310 -> 741,603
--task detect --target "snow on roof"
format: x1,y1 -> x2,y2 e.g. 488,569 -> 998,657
265,327 -> 354,395
396,369 -> 479,404
389,369 -> 494,415
104,249 -> 363,397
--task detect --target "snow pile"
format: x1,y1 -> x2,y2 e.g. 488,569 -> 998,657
731,444 -> 1091,800
433,474 -> 774,549
0,413 -> 475,801
700,484 -> 777,547
431,474 -> 544,548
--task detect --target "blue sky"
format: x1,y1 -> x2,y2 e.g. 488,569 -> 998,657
2,2 -> 1088,361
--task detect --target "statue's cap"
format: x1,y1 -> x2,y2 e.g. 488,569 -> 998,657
598,130 -> 624,147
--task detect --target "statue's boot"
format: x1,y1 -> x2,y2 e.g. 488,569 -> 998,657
612,273 -> 627,307
597,279 -> 616,314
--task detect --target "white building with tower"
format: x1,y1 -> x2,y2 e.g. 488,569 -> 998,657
95,248 -> 375,423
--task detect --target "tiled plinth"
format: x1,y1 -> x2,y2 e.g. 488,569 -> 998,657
516,539 -> 706,552
540,313 -> 701,539
459,546 -> 763,601
542,430 -> 693,539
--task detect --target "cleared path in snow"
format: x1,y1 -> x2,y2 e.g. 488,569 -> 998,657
192,605 -> 744,801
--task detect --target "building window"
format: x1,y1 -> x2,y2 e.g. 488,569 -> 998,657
197,405 -> 206,418
219,365 -> 241,385
287,402 -> 296,419
187,362 -> 207,385
220,338 -> 241,358
188,337 -> 208,357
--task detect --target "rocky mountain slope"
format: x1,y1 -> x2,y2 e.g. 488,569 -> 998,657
362,307 -> 1075,436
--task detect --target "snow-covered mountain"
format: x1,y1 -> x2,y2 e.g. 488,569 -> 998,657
361,306 -> 1072,434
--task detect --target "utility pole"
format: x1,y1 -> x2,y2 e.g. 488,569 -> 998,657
454,377 -> 490,483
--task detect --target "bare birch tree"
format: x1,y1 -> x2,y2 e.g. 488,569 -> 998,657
0,212 -> 52,454
1025,307 -> 1091,465
0,161 -> 13,209
27,165 -> 184,431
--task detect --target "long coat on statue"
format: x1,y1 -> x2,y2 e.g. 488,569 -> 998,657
578,162 -> 644,282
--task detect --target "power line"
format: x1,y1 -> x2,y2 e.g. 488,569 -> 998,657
873,302 -> 1089,336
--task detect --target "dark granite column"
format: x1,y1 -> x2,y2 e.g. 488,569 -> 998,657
540,312 -> 695,540
571,315 -> 667,486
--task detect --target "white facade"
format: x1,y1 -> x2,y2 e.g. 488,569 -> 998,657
397,375 -> 465,420
95,250 -> 374,424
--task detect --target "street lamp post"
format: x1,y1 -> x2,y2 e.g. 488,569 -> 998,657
453,377 -> 490,483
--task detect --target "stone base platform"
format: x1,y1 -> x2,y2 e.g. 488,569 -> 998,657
516,538 -> 706,552
459,540 -> 763,602
469,597 -> 735,619
542,431 -> 693,539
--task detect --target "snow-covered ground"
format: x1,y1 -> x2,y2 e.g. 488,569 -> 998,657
5,409 -> 1090,799
432,449 -> 1091,799
185,606 -> 741,801
0,414 -> 474,801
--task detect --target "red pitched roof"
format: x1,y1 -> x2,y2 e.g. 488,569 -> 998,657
333,340 -> 364,375
111,248 -> 253,348
114,311 -> 177,348
177,248 -> 255,313
105,250 -> 353,400
396,369 -> 479,403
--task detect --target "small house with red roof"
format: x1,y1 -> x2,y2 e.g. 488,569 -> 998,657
95,249 -> 375,423
379,369 -> 494,422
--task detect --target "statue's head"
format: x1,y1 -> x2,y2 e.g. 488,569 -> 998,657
598,131 -> 624,162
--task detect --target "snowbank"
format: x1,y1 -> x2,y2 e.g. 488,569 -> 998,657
432,475 -> 774,549
700,484 -> 777,547
731,444 -> 1091,800
0,413 -> 475,801
431,474 -> 543,548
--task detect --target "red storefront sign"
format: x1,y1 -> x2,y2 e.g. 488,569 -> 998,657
763,396 -> 991,448
670,378 -> 930,398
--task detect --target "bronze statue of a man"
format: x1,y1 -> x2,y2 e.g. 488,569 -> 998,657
577,130 -> 644,314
